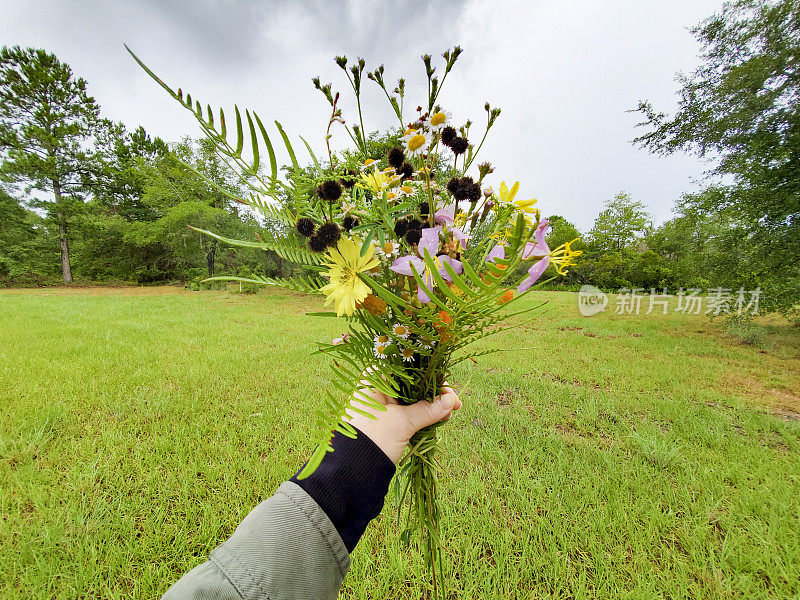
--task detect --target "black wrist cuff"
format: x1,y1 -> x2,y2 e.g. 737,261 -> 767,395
290,429 -> 396,553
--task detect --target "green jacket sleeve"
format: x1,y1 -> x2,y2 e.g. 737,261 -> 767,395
162,481 -> 350,600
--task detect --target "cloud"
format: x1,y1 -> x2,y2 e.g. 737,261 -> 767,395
0,0 -> 725,230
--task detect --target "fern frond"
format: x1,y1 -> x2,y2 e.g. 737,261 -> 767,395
125,45 -> 316,209
203,274 -> 326,293
189,226 -> 325,266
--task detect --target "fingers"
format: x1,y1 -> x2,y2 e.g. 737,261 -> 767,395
401,388 -> 462,433
353,382 -> 394,408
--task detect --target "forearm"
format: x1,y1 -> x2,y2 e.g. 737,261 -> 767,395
161,430 -> 395,600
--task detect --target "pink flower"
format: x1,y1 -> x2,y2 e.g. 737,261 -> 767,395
390,226 -> 463,303
332,333 -> 350,345
486,244 -> 505,263
517,256 -> 549,293
435,203 -> 470,247
434,204 -> 455,224
521,218 -> 550,259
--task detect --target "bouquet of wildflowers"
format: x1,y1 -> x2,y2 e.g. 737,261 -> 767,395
128,45 -> 580,594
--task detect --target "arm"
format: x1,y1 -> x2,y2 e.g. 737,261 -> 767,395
161,387 -> 461,600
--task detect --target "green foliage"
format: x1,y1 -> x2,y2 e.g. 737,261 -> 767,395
0,46 -> 101,283
588,192 -> 651,253
724,313 -> 768,348
0,188 -> 54,283
633,0 -> 800,317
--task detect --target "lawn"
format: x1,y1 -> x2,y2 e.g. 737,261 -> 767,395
1,287 -> 799,599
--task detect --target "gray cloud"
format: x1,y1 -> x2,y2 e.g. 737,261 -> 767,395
0,0 -> 724,230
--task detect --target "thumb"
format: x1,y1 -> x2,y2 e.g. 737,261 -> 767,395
402,390 -> 461,433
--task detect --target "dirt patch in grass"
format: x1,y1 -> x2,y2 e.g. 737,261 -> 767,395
719,372 -> 800,415
540,371 -> 610,390
553,421 -> 615,448
496,389 -> 515,406
772,405 -> 800,422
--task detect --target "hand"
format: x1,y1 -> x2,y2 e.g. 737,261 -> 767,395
345,384 -> 462,464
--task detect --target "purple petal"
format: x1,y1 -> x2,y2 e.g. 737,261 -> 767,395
419,226 -> 442,259
437,256 -> 463,282
434,204 -> 455,224
450,226 -> 471,248
486,245 -> 505,263
522,219 -> 551,259
535,218 -> 550,247
390,254 -> 423,276
517,256 -> 550,293
417,286 -> 431,303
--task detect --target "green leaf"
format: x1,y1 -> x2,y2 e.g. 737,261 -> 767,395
421,250 -> 467,307
253,112 -> 278,186
299,135 -> 322,175
246,109 -> 259,173
188,226 -> 265,249
408,261 -> 449,312
275,121 -> 299,172
219,107 -> 227,140
234,105 -> 244,155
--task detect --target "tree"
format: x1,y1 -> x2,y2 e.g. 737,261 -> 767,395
545,215 -> 584,251
89,120 -> 168,221
138,137 -> 259,279
67,121 -> 171,282
0,46 -> 99,283
633,0 -> 800,317
588,192 -> 650,252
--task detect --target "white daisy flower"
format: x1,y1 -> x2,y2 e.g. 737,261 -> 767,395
374,334 -> 391,346
376,241 -> 400,259
360,158 -> 378,171
429,110 -> 452,132
401,128 -> 430,157
374,343 -> 389,359
391,323 -> 410,339
400,348 -> 415,362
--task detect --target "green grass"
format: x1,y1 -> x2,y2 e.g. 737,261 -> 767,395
1,287 -> 799,599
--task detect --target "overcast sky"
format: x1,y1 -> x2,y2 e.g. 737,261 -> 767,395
1,0 -> 725,231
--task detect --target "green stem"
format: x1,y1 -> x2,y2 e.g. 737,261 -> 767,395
463,124 -> 490,174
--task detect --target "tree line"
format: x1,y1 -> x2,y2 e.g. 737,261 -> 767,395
1,1 -> 798,318
0,46 -> 287,289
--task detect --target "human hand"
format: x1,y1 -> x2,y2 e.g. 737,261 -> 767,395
345,384 -> 462,464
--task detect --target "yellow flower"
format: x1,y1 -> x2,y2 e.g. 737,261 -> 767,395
357,170 -> 399,194
498,181 -> 537,214
549,238 -> 583,275
320,237 -> 379,317
514,198 -> 538,213
498,181 -> 519,204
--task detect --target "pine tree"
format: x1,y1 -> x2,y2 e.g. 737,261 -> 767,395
0,46 -> 100,282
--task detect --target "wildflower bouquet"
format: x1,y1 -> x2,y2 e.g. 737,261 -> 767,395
128,46 -> 580,594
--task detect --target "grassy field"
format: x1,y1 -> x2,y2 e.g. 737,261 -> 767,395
1,287 -> 799,599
